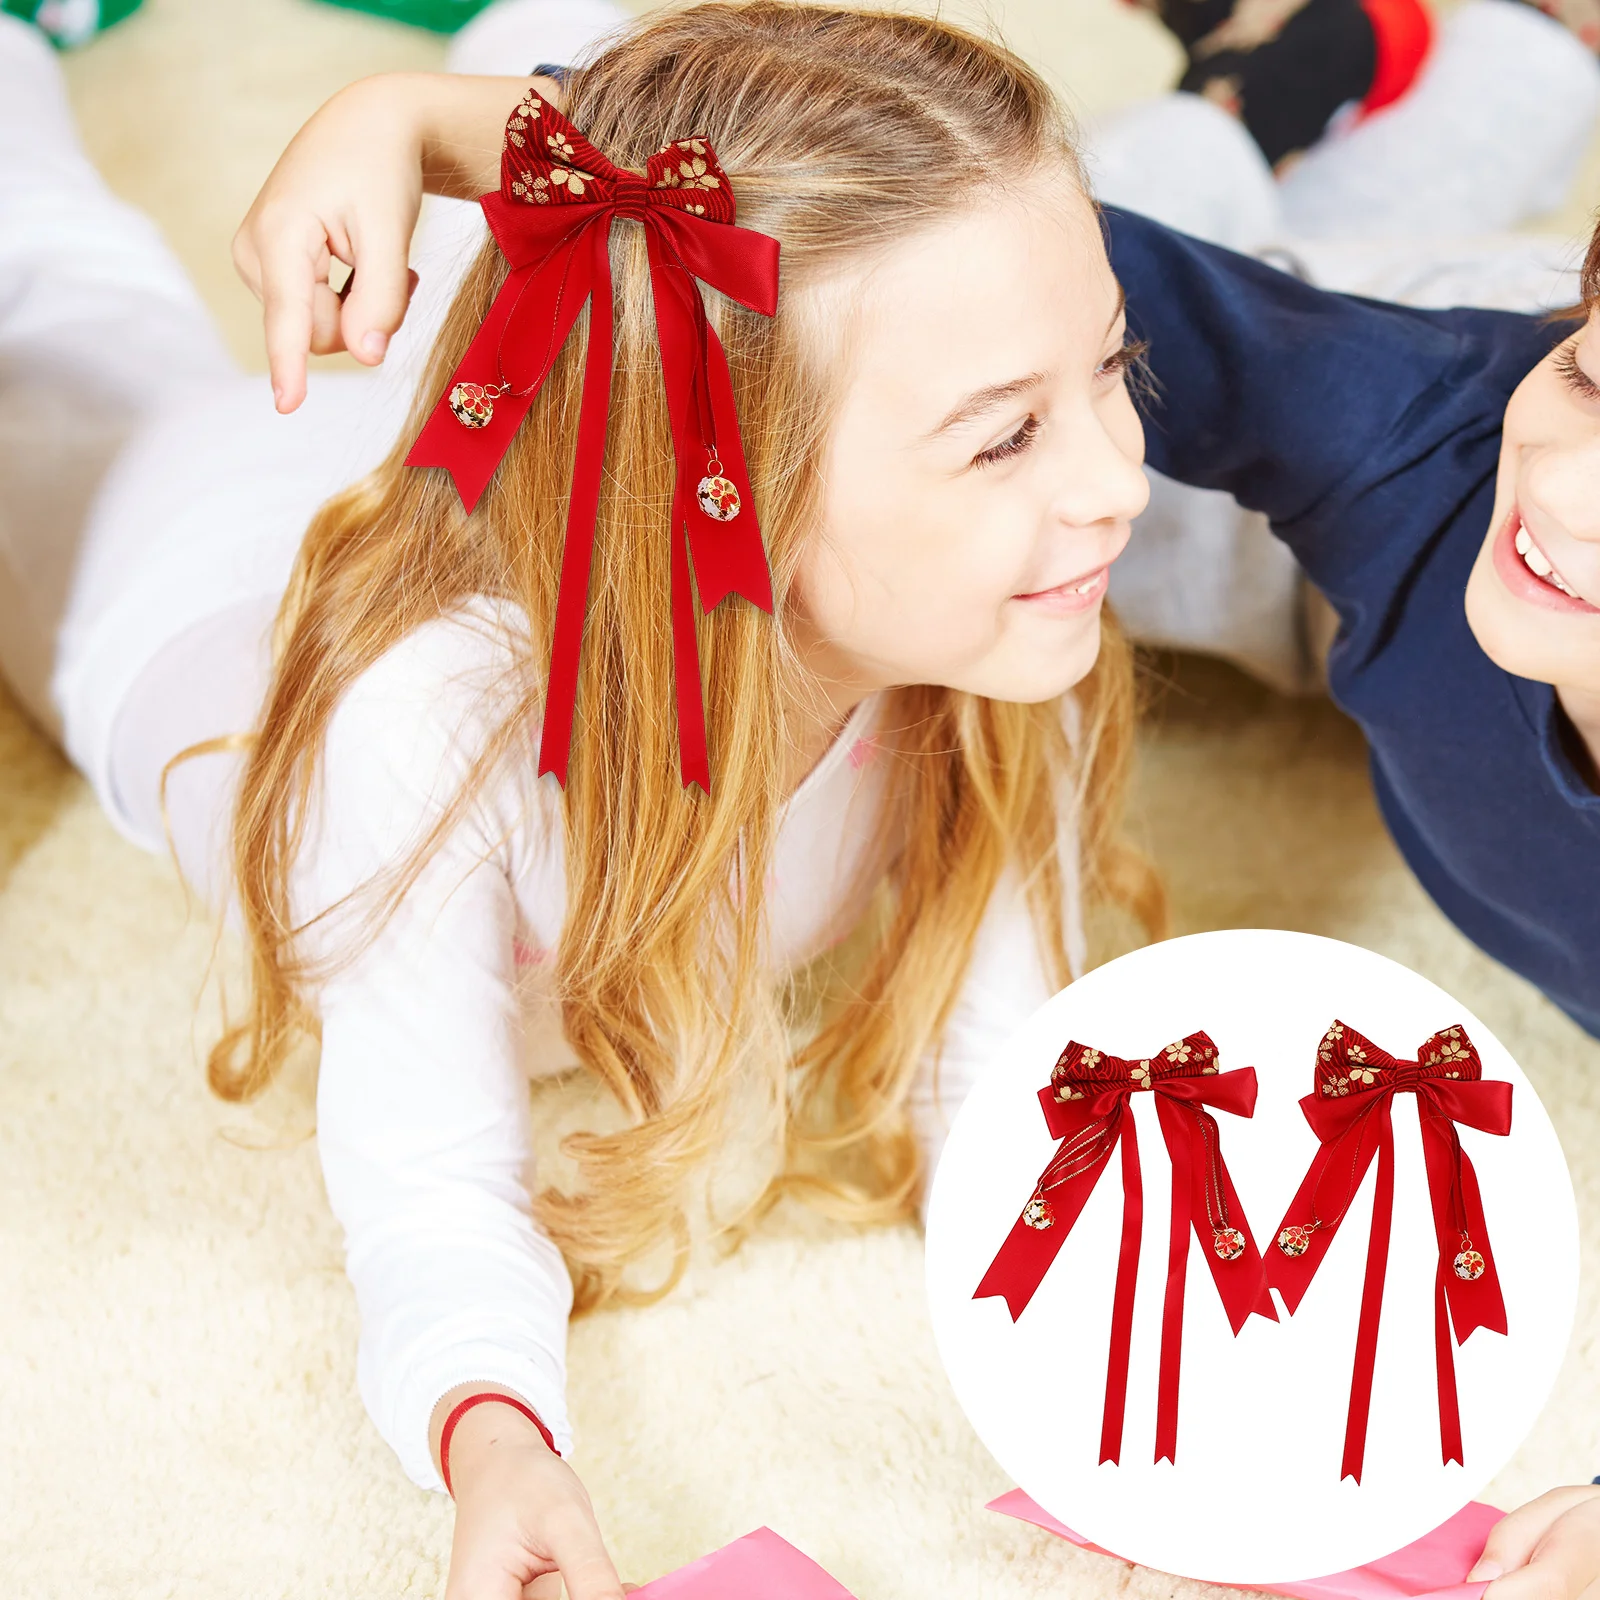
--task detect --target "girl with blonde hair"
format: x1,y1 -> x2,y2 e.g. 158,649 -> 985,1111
0,1 -> 1160,1592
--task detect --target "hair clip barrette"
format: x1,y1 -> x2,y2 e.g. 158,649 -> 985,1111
1265,1022 -> 1513,1482
974,1031 -> 1277,1465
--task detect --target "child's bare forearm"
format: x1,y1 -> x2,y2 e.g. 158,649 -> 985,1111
413,73 -> 556,200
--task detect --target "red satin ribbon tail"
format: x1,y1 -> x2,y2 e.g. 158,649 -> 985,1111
1341,1102 -> 1397,1484
1210,1159 -> 1277,1327
972,1120 -> 1117,1321
973,1219 -> 1069,1322
639,221 -> 775,788
407,225 -> 594,513
1099,1115 -> 1142,1465
1420,1110 -> 1509,1343
1435,1263 -> 1465,1467
537,230 -> 616,786
1153,1108 -> 1194,1465
670,509 -> 712,793
1265,1097 -> 1385,1314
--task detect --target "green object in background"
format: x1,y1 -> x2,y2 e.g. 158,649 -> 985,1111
1,0 -> 143,47
312,0 -> 498,33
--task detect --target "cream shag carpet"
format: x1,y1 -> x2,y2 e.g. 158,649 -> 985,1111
2,1 -> 1598,1595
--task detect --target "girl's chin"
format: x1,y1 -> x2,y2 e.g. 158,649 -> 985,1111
985,617 -> 1104,701
1466,565 -> 1576,689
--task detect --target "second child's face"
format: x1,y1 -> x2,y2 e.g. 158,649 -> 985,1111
1467,307 -> 1600,690
790,176 -> 1148,705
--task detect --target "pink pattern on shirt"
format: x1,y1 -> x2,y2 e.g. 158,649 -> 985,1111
847,735 -> 879,769
512,937 -> 551,968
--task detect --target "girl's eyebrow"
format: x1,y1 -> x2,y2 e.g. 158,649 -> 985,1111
923,286 -> 1128,439
927,371 -> 1049,438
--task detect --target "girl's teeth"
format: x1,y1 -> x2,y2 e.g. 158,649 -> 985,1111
1516,525 -> 1582,596
1073,578 -> 1096,594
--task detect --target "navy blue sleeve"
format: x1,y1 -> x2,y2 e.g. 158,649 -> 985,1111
1102,206 -> 1563,596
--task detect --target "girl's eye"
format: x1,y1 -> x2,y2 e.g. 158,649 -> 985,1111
1097,336 -> 1149,383
974,413 -> 1041,468
1556,339 -> 1600,403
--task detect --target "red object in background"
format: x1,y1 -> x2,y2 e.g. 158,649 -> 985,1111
1360,0 -> 1434,113
990,1488 -> 1502,1600
1113,0 -> 1432,118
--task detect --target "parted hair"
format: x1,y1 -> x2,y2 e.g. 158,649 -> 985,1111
211,1 -> 1166,1312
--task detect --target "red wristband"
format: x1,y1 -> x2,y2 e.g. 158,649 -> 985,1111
438,1391 -> 558,1496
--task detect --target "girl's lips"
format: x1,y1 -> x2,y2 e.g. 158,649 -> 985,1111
1492,508 -> 1600,615
1013,565 -> 1111,615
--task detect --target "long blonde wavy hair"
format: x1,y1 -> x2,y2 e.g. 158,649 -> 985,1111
212,1 -> 1166,1312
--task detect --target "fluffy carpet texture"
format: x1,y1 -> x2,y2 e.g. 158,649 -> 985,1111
3,1 -> 1599,1595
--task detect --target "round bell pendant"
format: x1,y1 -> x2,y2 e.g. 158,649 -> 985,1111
1213,1226 -> 1246,1262
1454,1248 -> 1486,1281
1022,1195 -> 1054,1231
1277,1223 -> 1315,1258
449,382 -> 498,429
697,472 -> 741,522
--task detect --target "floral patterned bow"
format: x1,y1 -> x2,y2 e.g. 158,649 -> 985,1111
1266,1022 -> 1513,1482
406,89 -> 781,792
974,1031 -> 1276,1465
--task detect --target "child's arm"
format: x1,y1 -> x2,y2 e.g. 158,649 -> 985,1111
1102,204 -> 1565,602
298,605 -> 623,1597
232,72 -> 552,414
430,1383 -> 630,1600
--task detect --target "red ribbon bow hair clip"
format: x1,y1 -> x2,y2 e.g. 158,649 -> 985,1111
974,1032 -> 1277,1466
1266,1022 -> 1512,1483
406,89 -> 781,792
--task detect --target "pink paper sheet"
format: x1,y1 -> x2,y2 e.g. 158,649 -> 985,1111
631,1526 -> 859,1599
990,1489 -> 1502,1600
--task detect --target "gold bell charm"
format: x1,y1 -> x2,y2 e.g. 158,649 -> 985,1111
449,381 -> 505,429
1454,1233 -> 1486,1281
696,452 -> 741,521
1277,1223 -> 1315,1257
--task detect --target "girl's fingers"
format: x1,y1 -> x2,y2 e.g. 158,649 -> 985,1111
310,279 -> 347,356
1472,1491 -> 1600,1581
1482,1519 -> 1600,1600
340,210 -> 419,365
254,220 -> 323,412
522,1575 -> 564,1599
543,1511 -> 628,1600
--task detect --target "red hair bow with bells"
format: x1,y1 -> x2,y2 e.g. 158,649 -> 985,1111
1265,1022 -> 1512,1483
406,90 -> 781,792
974,1032 -> 1276,1465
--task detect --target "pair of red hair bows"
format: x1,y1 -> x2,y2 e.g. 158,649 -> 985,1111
973,1022 -> 1513,1483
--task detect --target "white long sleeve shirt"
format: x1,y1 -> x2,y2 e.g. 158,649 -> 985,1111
295,599 -> 1083,1491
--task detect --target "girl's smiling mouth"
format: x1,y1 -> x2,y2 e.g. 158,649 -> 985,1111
1493,507 -> 1600,614
1013,564 -> 1111,614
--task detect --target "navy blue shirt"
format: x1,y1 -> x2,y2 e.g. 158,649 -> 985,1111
1104,206 -> 1600,1037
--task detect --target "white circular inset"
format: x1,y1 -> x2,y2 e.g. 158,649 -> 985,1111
925,930 -> 1578,1586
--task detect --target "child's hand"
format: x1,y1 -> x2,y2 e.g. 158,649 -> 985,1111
1469,1485 -> 1600,1600
232,72 -> 546,415
437,1389 -> 631,1600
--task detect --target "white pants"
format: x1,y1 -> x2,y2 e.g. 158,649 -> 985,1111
1090,0 -> 1600,691
0,0 -> 625,897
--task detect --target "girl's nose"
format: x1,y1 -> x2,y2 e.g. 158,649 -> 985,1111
1054,411 -> 1150,530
